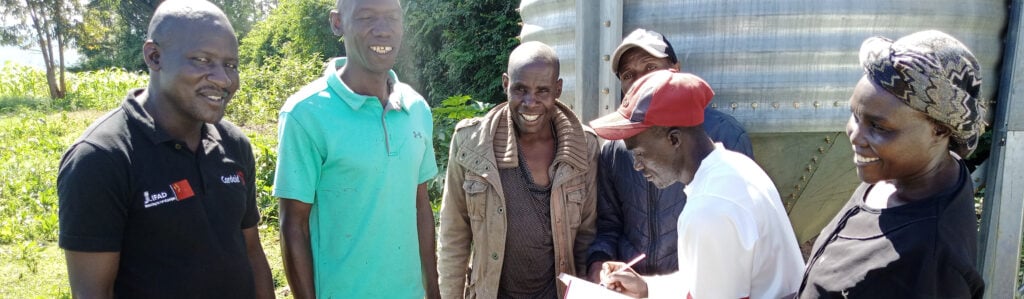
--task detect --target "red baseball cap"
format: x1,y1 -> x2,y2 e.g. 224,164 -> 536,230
589,70 -> 714,140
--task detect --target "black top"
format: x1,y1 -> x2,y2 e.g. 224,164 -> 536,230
586,108 -> 754,275
57,89 -> 259,298
797,160 -> 984,299
497,153 -> 557,299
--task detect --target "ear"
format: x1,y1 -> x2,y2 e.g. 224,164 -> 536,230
670,61 -> 681,72
502,73 -> 510,93
329,9 -> 344,36
933,123 -> 953,138
554,78 -> 563,98
143,40 -> 161,71
667,127 -> 683,147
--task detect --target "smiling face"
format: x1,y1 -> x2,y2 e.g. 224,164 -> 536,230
624,127 -> 683,188
846,76 -> 950,185
331,0 -> 403,75
616,47 -> 678,93
504,60 -> 562,136
149,20 -> 239,125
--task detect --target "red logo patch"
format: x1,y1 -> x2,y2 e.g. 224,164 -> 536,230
170,179 -> 195,201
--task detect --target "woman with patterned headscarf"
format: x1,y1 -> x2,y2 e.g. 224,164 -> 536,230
796,30 -> 986,299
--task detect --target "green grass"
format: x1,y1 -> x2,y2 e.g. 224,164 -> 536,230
0,243 -> 70,298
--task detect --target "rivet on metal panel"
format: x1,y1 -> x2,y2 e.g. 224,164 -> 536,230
806,165 -> 814,172
818,147 -> 825,153
793,101 -> 801,109
604,105 -> 609,110
825,136 -> 832,144
601,88 -> 609,95
812,156 -> 819,163
800,175 -> 807,182
795,184 -> 802,191
750,102 -> 758,109
813,101 -> 821,108
834,101 -> 841,107
789,194 -> 796,199
603,55 -> 610,61
603,20 -> 611,27
730,102 -> 738,110
772,102 -> 780,109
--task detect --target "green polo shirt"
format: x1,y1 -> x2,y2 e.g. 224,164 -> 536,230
273,58 -> 438,298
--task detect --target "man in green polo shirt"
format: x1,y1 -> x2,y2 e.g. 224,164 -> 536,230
272,0 -> 439,297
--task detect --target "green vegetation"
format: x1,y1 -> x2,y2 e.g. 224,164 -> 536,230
401,0 -> 522,105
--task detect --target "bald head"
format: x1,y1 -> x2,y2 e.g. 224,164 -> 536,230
507,41 -> 560,76
148,0 -> 235,48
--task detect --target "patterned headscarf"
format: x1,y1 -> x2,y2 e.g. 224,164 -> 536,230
859,30 -> 987,157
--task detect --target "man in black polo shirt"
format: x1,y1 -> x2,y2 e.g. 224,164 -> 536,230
56,1 -> 273,298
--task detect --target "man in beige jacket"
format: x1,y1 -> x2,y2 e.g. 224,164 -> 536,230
437,41 -> 599,299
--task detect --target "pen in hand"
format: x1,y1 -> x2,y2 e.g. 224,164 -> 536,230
599,253 -> 646,287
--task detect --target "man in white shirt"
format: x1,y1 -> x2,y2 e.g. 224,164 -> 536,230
590,70 -> 803,299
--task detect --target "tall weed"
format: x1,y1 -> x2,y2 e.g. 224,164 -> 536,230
0,62 -> 147,112
0,62 -> 50,112
62,68 -> 148,111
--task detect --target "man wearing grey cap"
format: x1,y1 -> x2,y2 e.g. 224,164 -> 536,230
585,28 -> 754,282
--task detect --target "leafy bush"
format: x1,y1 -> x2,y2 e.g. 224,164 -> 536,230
427,95 -> 493,201
239,0 -> 343,67
400,0 -> 520,106
229,54 -> 324,126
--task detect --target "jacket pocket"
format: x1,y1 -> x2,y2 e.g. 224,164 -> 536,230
563,183 -> 585,230
462,175 -> 488,222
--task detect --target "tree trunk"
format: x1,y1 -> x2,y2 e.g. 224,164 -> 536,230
55,0 -> 66,99
26,0 -> 64,99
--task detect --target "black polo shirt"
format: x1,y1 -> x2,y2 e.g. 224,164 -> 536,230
58,89 -> 259,298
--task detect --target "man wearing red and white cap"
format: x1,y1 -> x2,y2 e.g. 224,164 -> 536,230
585,28 -> 754,283
595,70 -> 803,299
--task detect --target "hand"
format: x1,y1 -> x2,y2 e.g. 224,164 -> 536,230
587,261 -> 605,283
601,261 -> 648,298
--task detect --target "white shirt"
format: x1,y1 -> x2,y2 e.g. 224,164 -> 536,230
647,144 -> 804,299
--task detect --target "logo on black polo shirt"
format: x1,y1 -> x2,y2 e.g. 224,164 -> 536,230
143,179 -> 195,208
221,171 -> 244,185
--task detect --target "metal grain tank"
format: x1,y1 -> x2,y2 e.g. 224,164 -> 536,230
519,0 -> 1007,246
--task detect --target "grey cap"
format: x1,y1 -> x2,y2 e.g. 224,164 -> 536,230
611,28 -> 678,75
